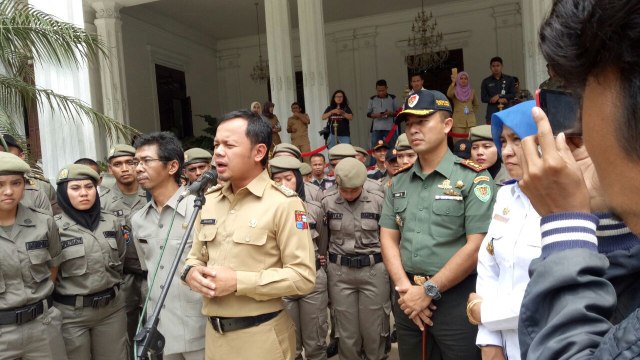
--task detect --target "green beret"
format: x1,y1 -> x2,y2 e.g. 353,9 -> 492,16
56,164 -> 100,184
0,152 -> 30,175
184,148 -> 212,166
353,146 -> 369,158
395,134 -> 411,151
469,125 -> 493,143
334,157 -> 366,188
272,143 -> 302,160
269,156 -> 302,175
107,144 -> 136,160
299,163 -> 312,176
328,143 -> 357,161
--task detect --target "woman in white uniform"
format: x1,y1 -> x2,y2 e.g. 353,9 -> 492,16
466,100 -> 540,360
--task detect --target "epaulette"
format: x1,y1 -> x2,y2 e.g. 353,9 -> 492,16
27,206 -> 52,217
54,214 -> 63,221
394,164 -> 412,176
205,184 -> 223,195
458,159 -> 484,173
27,170 -> 50,183
273,182 -> 297,197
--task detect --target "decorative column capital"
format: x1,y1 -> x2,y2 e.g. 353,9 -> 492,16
92,1 -> 123,19
492,4 -> 521,28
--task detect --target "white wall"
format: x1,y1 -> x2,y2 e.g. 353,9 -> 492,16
121,14 -> 219,138
216,0 -> 524,151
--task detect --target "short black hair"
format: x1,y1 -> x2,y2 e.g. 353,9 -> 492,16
310,153 -> 325,162
490,56 -> 503,65
376,79 -> 388,87
74,158 -> 98,169
410,73 -> 423,80
539,0 -> 640,159
133,131 -> 184,184
219,110 -> 271,166
291,101 -> 305,113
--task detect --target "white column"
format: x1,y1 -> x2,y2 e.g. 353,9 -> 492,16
217,49 -> 242,115
29,0 -> 97,181
352,27 -> 378,149
296,0 -> 329,151
521,0 -> 553,92
92,1 -> 129,127
264,0 -> 295,144
493,4 -> 525,82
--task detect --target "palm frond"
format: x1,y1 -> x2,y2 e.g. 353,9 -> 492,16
0,74 -> 139,141
0,1 -> 107,71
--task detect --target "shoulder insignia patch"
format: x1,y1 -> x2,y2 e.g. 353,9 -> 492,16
474,184 -> 492,202
459,159 -> 484,173
295,210 -> 308,229
473,175 -> 491,184
274,183 -> 297,197
394,164 -> 412,176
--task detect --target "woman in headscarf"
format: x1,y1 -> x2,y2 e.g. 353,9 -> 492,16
52,164 -> 127,360
447,70 -> 480,137
263,101 -> 282,150
469,125 -> 510,186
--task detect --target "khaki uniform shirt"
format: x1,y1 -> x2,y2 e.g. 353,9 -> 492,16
21,183 -> 53,215
326,178 -> 384,195
0,205 -> 60,309
305,199 -> 327,257
379,150 -> 496,275
287,114 -> 311,146
304,182 -> 323,203
28,175 -> 60,215
322,188 -> 384,256
131,187 -> 205,355
186,170 -> 316,317
100,185 -> 148,272
54,210 -> 124,295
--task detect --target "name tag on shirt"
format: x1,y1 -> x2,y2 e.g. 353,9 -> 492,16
103,231 -> 117,238
327,212 -> 343,220
393,191 -> 406,198
435,195 -> 463,201
361,212 -> 380,220
61,237 -> 83,249
201,218 -> 217,225
25,240 -> 49,251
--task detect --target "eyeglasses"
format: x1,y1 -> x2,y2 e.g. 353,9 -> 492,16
131,158 -> 166,167
110,160 -> 136,168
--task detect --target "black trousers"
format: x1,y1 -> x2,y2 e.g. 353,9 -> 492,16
393,274 -> 480,360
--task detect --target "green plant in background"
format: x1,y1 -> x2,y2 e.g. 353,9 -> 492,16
182,114 -> 218,150
0,0 -> 138,160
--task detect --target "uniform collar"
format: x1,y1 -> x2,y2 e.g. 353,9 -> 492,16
411,149 -> 456,180
335,189 -> 370,204
15,204 -> 35,227
148,186 -> 188,217
221,169 -> 270,199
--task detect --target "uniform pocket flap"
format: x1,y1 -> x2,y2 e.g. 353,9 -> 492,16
198,226 -> 218,242
233,230 -> 268,246
106,237 -> 120,250
432,199 -> 464,216
60,242 -> 86,263
27,248 -> 51,265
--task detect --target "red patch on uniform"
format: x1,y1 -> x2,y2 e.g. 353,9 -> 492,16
295,210 -> 308,230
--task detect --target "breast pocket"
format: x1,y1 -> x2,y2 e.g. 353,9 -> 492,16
328,219 -> 344,245
27,249 -> 52,283
393,197 -> 408,226
0,270 -> 6,294
232,228 -> 268,270
361,218 -> 380,245
431,199 -> 465,239
106,237 -> 122,267
59,244 -> 87,278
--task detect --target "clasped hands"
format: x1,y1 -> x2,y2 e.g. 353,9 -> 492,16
396,283 -> 437,331
185,265 -> 237,298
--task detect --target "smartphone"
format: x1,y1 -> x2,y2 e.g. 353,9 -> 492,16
452,68 -> 458,77
535,88 -> 581,136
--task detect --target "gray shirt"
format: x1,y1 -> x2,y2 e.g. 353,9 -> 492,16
367,94 -> 397,131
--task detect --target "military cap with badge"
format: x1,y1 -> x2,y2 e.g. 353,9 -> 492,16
183,148 -> 212,167
396,89 -> 453,123
108,144 -> 136,161
56,164 -> 100,184
0,151 -> 31,175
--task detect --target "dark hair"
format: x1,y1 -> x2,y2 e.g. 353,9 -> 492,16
410,73 -> 423,81
133,131 -> 184,184
310,153 -> 325,162
376,79 -> 388,87
513,76 -> 520,84
262,101 -> 275,118
490,56 -> 503,65
330,90 -> 349,108
291,101 -> 305,113
74,158 -> 98,169
539,0 -> 640,159
220,110 -> 272,166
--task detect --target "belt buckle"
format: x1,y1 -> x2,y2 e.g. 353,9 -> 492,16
350,257 -> 361,268
16,305 -> 37,325
91,294 -> 111,308
213,317 -> 224,335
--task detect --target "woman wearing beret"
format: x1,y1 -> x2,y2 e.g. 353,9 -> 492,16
0,152 -> 67,360
52,164 -> 127,360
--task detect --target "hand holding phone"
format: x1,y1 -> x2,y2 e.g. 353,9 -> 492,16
535,88 -> 581,136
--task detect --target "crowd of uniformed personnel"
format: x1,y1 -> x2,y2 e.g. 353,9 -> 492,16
1,88 -> 500,360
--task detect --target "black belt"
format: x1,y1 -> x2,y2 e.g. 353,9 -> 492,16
328,253 -> 383,268
53,285 -> 119,308
0,297 -> 52,325
123,268 -> 148,277
209,310 -> 281,334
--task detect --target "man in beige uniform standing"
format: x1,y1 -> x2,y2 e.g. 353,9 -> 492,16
100,144 -> 148,346
183,110 -> 316,360
131,132 -> 205,359
322,157 -> 389,360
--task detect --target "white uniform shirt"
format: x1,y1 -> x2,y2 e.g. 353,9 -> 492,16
476,183 -> 541,359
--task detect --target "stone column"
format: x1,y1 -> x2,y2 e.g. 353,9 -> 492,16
296,0 -> 330,151
352,27 -> 378,149
521,0 -> 553,92
29,0 -> 97,180
264,0 -> 295,144
217,49 -> 242,115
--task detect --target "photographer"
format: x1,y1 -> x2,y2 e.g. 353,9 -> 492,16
517,0 -> 640,359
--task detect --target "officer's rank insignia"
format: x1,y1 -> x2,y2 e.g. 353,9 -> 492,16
455,180 -> 464,189
438,179 -> 452,189
487,238 -> 495,255
249,219 -> 257,228
473,176 -> 490,184
58,168 -> 69,181
444,189 -> 461,197
460,159 -> 484,172
503,207 -> 510,216
474,184 -> 492,202
395,214 -> 403,228
295,210 -> 308,230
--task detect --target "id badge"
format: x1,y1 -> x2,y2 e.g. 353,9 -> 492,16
464,106 -> 469,115
501,89 -> 506,96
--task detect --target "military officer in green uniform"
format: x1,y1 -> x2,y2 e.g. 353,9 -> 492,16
269,156 -> 329,360
379,89 -> 496,360
0,152 -> 67,360
52,164 -> 128,360
183,147 -> 212,184
323,157 -> 389,360
100,144 -> 149,347
272,142 -> 324,202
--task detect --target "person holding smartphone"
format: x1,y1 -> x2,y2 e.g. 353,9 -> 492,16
322,90 -> 354,148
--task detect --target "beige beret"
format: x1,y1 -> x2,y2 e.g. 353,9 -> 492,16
299,163 -> 312,176
107,144 -> 136,160
353,146 -> 369,158
328,143 -> 357,161
334,157 -> 367,188
0,152 -> 30,174
56,164 -> 100,184
269,156 -> 302,175
469,125 -> 493,143
395,133 -> 411,151
184,148 -> 212,166
272,143 -> 302,160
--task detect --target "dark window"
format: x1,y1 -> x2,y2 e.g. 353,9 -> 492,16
407,49 -> 464,95
155,64 -> 192,139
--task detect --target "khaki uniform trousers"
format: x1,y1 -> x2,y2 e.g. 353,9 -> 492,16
55,290 -> 127,360
283,268 -> 328,360
293,141 -> 311,164
205,309 -> 295,360
327,261 -> 391,360
0,305 -> 68,360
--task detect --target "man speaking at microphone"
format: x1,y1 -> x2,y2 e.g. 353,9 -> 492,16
183,110 -> 316,360
131,132 -> 206,359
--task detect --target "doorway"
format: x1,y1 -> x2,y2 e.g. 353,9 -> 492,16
155,64 -> 193,139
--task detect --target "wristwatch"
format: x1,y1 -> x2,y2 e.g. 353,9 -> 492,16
423,280 -> 442,300
180,264 -> 195,283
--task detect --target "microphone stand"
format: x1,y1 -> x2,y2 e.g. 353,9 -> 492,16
134,191 -> 207,359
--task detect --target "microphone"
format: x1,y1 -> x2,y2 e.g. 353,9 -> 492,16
178,169 -> 218,200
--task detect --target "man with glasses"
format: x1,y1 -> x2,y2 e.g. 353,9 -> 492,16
131,132 -> 205,360
100,144 -> 149,349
